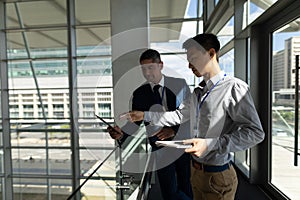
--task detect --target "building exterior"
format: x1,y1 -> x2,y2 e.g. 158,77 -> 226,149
273,36 -> 300,106
287,36 -> 300,88
273,50 -> 286,91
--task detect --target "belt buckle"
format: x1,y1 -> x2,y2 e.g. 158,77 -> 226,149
192,159 -> 203,170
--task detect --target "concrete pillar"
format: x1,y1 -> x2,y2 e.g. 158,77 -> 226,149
111,0 -> 149,121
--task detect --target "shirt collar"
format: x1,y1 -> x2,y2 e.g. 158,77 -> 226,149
150,75 -> 165,89
206,71 -> 225,90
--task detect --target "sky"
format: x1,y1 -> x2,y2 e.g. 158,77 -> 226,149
273,32 -> 300,52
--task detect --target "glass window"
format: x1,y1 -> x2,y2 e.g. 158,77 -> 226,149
11,148 -> 71,175
13,178 -> 72,199
272,17 -> 300,199
219,49 -> 234,77
0,149 -> 3,172
77,57 -> 112,77
150,20 -> 202,88
6,0 -> 67,28
9,89 -> 70,119
150,21 -> 199,53
150,0 -> 193,19
185,0 -> 203,18
7,30 -> 68,59
217,16 -> 234,47
150,0 -> 203,90
79,129 -> 114,148
12,148 -> 47,174
0,91 -> 1,117
76,27 -> 111,56
9,59 -> 68,78
1,0 -> 203,199
8,60 -> 69,89
75,0 -> 110,23
79,148 -> 116,199
249,0 -> 278,24
10,123 -> 71,147
160,54 -> 195,86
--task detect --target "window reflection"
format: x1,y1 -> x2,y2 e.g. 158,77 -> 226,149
272,17 -> 300,200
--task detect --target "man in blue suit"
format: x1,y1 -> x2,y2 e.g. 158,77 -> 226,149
108,49 -> 193,200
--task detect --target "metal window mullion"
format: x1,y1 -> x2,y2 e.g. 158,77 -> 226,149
0,2 -> 13,200
13,3 -> 52,199
67,0 -> 80,199
13,3 -> 47,120
295,55 -> 299,166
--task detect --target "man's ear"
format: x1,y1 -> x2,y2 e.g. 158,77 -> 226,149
209,48 -> 216,58
159,61 -> 164,69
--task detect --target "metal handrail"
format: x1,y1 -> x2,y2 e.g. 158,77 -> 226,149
136,147 -> 154,200
66,145 -> 119,200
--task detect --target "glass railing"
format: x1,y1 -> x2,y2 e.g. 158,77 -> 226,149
66,124 -> 150,200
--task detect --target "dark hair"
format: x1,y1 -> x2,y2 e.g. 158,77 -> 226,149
139,49 -> 161,63
182,33 -> 220,53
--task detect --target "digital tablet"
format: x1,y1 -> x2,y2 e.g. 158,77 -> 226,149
95,114 -> 122,134
155,140 -> 193,149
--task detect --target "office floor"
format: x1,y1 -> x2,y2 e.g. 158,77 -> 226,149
147,167 -> 271,200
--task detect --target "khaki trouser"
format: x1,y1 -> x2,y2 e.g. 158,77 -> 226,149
190,164 -> 238,200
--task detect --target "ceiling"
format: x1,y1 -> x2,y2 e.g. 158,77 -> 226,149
4,0 -> 188,50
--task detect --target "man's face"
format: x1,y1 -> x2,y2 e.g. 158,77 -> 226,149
186,46 -> 211,77
140,59 -> 163,84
